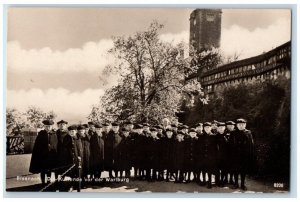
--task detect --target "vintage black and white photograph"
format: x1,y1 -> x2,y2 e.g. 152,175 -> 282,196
5,7 -> 291,193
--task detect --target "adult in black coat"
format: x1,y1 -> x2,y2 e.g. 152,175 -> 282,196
56,120 -> 68,176
231,119 -> 254,190
90,124 -> 105,179
29,120 -> 58,185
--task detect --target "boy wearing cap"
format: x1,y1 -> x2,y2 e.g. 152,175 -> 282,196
216,122 -> 227,187
223,121 -> 236,185
173,131 -> 185,183
148,128 -> 160,181
114,128 -> 132,178
202,122 -> 219,189
61,125 -> 80,191
184,128 -> 198,183
90,124 -> 104,182
104,122 -> 122,178
76,125 -> 91,188
29,120 -> 58,185
231,118 -> 254,190
162,128 -> 175,182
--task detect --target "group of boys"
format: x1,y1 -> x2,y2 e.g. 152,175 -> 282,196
29,118 -> 254,191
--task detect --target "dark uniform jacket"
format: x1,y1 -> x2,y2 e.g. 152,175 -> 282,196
90,134 -> 105,174
61,134 -> 80,177
56,129 -> 68,171
29,130 -> 58,173
148,137 -> 161,170
161,136 -> 175,171
103,130 -> 122,170
231,129 -> 254,173
202,132 -> 219,172
184,136 -> 198,172
217,131 -> 232,170
195,133 -> 205,171
75,135 -> 90,176
114,136 -> 132,171
173,138 -> 185,171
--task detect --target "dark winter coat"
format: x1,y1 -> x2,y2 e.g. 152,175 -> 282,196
103,130 -> 122,170
89,134 -> 105,174
29,130 -> 58,173
230,129 -> 254,173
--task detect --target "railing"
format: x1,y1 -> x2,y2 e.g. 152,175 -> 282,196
7,136 -> 24,154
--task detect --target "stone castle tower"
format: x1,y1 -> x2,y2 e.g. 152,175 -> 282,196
189,9 -> 222,52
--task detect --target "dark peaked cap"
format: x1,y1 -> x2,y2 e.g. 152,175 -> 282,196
42,120 -> 54,125
57,120 -> 68,125
68,125 -> 77,130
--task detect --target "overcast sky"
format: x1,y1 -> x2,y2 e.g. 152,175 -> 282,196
6,8 -> 291,123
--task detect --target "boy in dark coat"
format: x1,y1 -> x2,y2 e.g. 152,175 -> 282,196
162,128 -> 175,182
225,121 -> 236,185
29,120 -> 58,185
216,122 -> 227,187
173,131 -> 185,183
90,123 -> 105,181
114,128 -> 132,178
148,127 -> 160,181
61,125 -> 80,191
184,128 -> 198,183
202,122 -> 219,189
76,125 -> 91,187
104,122 -> 122,178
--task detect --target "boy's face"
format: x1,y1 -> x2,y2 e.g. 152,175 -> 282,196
166,131 -> 173,138
204,126 -> 212,134
112,126 -> 119,133
96,128 -> 102,136
89,125 -> 95,132
103,126 -> 110,132
217,126 -> 226,134
237,123 -> 246,131
123,131 -> 129,137
158,129 -> 163,134
226,125 -> 235,131
137,128 -> 143,134
196,126 -> 203,132
189,131 -> 197,138
85,128 -> 89,133
143,126 -> 150,132
69,130 -> 77,137
212,124 -> 217,130
177,134 -> 184,141
79,129 -> 86,137
44,125 -> 52,132
151,131 -> 158,138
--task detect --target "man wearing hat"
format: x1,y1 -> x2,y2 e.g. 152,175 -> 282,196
29,119 -> 58,185
56,120 -> 68,178
173,131 -> 185,183
231,118 -> 254,190
90,123 -> 104,182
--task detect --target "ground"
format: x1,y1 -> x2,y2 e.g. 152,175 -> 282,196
6,154 -> 289,193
